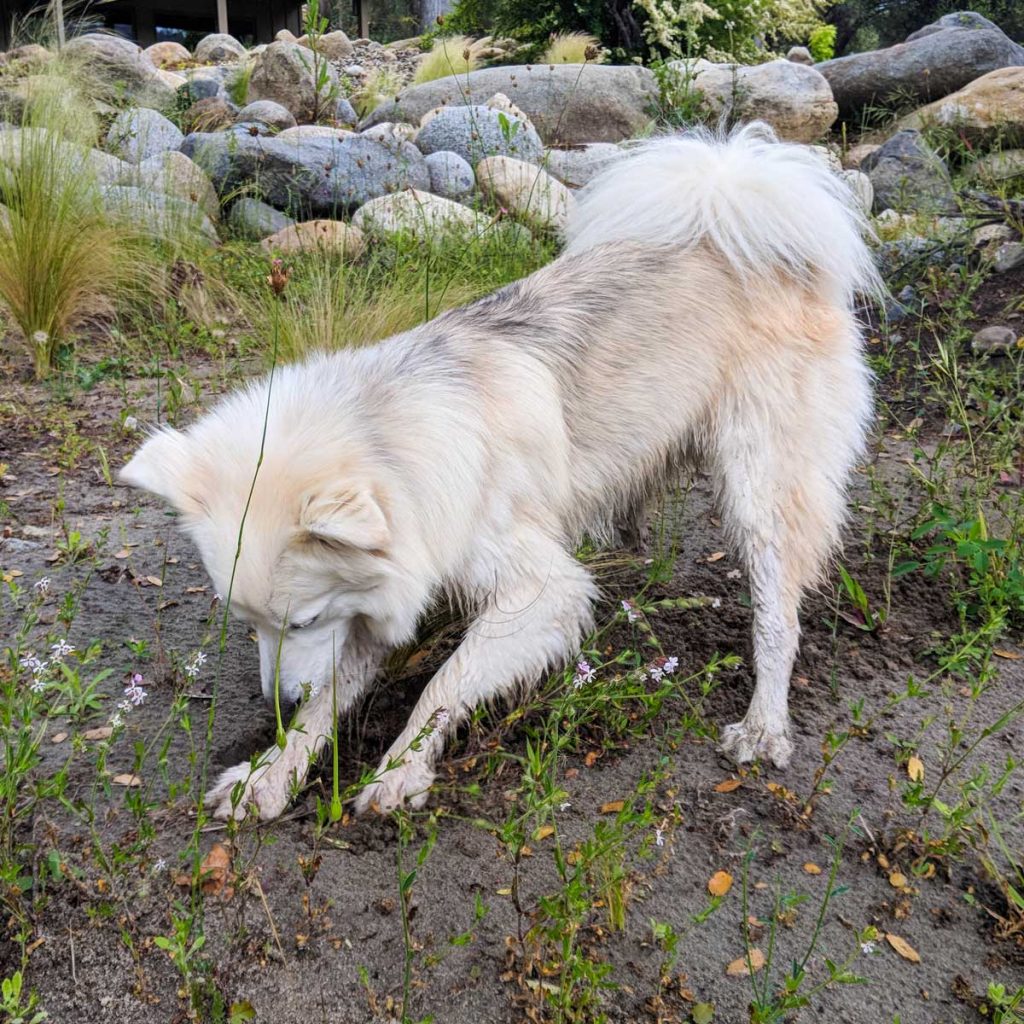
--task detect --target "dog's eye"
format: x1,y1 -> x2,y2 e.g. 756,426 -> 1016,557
289,615 -> 319,631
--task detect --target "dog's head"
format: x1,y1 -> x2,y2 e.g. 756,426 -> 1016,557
119,400 -> 420,709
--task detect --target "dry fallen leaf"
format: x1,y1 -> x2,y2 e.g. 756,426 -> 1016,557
714,778 -> 743,793
993,649 -> 1022,660
726,948 -> 765,976
885,933 -> 921,963
82,726 -> 113,741
534,825 -> 555,842
600,800 -> 625,815
584,750 -> 600,768
765,781 -> 798,802
145,575 -> 163,588
51,732 -> 68,744
113,548 -> 131,560
706,551 -> 726,563
112,773 -> 141,787
889,871 -> 908,888
708,870 -> 734,897
198,842 -> 235,898
907,755 -> 924,782
803,862 -> 822,875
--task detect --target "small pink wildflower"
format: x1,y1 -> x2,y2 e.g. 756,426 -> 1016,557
621,600 -> 639,624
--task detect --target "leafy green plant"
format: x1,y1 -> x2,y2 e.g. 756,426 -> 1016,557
807,22 -> 836,61
300,0 -> 341,122
0,971 -> 46,1024
837,564 -> 888,632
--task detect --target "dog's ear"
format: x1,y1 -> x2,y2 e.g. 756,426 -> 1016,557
300,488 -> 390,552
119,428 -> 206,515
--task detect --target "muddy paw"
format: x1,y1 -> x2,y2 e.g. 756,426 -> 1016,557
353,756 -> 436,816
719,719 -> 794,769
204,759 -> 293,821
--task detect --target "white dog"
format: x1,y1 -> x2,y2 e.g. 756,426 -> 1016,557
121,125 -> 879,820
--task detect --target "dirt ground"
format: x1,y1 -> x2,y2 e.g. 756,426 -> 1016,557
1,274 -> 1023,1024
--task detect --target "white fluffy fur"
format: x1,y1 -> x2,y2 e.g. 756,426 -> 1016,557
121,124 -> 876,821
566,123 -> 882,306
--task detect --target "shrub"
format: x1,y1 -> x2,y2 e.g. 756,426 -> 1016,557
808,22 -> 837,61
540,31 -> 604,63
412,35 -> 482,84
447,0 -> 832,63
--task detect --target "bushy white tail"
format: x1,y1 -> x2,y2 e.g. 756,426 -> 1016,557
564,123 -> 881,308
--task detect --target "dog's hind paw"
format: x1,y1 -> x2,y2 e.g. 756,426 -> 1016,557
719,719 -> 794,769
204,759 -> 294,822
353,756 -> 436,816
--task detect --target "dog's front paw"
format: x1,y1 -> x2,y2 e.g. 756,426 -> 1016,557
354,755 -> 436,816
719,719 -> 794,769
204,757 -> 294,821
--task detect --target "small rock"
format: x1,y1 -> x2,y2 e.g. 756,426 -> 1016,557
843,142 -> 880,169
235,99 -> 297,130
839,169 -> 873,215
335,97 -> 358,125
182,96 -> 237,133
145,40 -> 191,68
424,150 -> 475,199
247,40 -> 341,124
993,241 -> 1024,273
971,325 -> 1018,354
194,33 -> 247,64
972,223 -> 1015,248
860,129 -> 957,215
476,156 -> 575,232
260,219 -> 365,257
352,189 -> 490,239
416,104 -> 543,167
312,30 -> 354,61
229,198 -> 295,240
786,45 -> 813,65
106,107 -> 184,163
543,143 -> 623,188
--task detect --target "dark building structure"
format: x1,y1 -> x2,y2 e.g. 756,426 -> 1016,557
0,0 -> 310,49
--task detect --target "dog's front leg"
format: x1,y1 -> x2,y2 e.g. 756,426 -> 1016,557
206,636 -> 383,821
354,531 -> 597,815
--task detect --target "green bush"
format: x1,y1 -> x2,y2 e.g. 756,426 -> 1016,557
446,0 -> 832,63
808,21 -> 837,60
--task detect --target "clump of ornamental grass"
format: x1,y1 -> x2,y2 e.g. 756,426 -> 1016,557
413,35 -> 481,84
540,32 -> 604,64
243,227 -> 556,363
352,65 -> 405,117
0,62 -> 176,378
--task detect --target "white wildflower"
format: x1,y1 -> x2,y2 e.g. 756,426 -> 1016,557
33,577 -> 51,596
655,827 -> 666,848
50,639 -> 75,662
573,659 -> 596,690
183,651 -> 207,679
860,941 -> 876,955
648,664 -> 664,683
152,857 -> 168,874
663,656 -> 678,675
124,674 -> 147,706
621,600 -> 640,623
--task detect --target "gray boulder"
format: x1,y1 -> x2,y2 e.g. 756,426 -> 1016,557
542,143 -> 623,188
906,11 -> 1004,41
424,150 -> 475,199
363,64 -> 658,145
119,150 -> 220,220
335,97 -> 358,125
673,59 -> 838,142
236,99 -> 297,130
246,40 -> 341,124
194,33 -> 247,64
228,197 -> 295,240
181,125 -> 430,214
63,33 -> 175,110
416,104 -> 543,166
860,129 -> 957,214
106,107 -> 184,163
100,185 -> 219,245
817,20 -> 1024,117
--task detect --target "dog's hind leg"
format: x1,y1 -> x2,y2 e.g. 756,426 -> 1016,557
354,528 -> 597,814
713,351 -> 869,769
